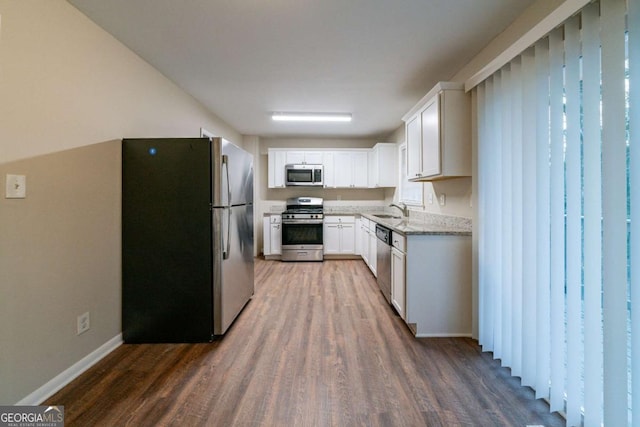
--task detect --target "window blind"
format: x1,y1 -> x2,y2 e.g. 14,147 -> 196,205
474,0 -> 635,424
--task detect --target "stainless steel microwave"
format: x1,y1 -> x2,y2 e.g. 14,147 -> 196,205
285,164 -> 323,186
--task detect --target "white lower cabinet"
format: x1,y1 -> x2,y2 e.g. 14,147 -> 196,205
404,234 -> 471,337
263,214 -> 282,257
323,216 -> 356,255
360,218 -> 370,265
360,217 -> 377,277
391,238 -> 406,320
368,225 -> 377,277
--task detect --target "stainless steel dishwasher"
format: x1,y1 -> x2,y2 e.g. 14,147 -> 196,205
375,224 -> 392,304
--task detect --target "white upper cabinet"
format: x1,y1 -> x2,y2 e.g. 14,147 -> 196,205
323,152 -> 335,188
368,143 -> 397,188
402,82 -> 471,181
267,148 -> 383,189
420,96 -> 440,177
332,151 -> 368,188
268,149 -> 286,188
286,151 -> 323,165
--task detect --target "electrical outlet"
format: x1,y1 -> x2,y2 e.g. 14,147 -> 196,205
439,194 -> 446,206
77,312 -> 90,335
5,174 -> 26,199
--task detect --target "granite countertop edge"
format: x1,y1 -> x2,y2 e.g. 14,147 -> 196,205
265,207 -> 472,236
323,211 -> 471,236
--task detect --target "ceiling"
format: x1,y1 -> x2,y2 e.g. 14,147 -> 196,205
67,0 -> 535,140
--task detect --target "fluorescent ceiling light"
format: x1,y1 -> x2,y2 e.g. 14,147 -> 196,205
271,112 -> 352,122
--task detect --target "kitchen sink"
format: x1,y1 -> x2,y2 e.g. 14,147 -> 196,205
372,214 -> 401,219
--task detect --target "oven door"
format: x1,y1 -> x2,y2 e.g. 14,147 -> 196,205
281,220 -> 324,261
281,221 -> 323,247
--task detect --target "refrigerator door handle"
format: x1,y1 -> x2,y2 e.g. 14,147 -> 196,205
222,154 -> 231,206
223,207 -> 231,260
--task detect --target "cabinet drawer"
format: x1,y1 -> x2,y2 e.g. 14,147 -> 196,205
324,215 -> 355,224
360,217 -> 370,229
392,232 -> 406,252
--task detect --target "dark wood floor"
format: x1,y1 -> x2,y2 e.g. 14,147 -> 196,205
46,259 -> 565,426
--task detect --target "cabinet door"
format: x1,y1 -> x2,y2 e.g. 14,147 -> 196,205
323,152 -> 335,188
285,151 -> 306,164
286,151 -> 323,164
333,152 -> 353,187
340,223 -> 356,254
406,115 -> 422,179
361,226 -> 369,264
368,150 -> 377,188
354,218 -> 361,255
270,215 -> 282,255
376,144 -> 398,187
420,94 -> 441,177
304,151 -> 324,164
391,246 -> 406,319
263,217 -> 271,255
270,224 -> 282,254
323,223 -> 341,254
368,231 -> 377,277
268,150 -> 286,188
352,152 -> 369,188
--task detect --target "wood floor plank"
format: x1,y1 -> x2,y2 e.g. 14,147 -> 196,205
45,259 -> 565,426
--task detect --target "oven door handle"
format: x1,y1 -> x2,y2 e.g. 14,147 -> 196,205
282,219 -> 324,225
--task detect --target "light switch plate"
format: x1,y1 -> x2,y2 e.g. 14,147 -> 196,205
6,174 -> 26,199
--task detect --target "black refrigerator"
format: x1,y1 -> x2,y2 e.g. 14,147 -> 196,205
122,137 -> 254,342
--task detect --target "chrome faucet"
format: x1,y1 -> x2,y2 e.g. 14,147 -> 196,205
389,202 -> 409,217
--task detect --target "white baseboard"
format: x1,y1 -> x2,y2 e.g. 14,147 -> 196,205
16,334 -> 123,405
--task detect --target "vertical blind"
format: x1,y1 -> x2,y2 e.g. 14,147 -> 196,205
475,0 -> 637,425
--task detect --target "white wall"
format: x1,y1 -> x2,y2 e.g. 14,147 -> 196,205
0,0 -> 241,404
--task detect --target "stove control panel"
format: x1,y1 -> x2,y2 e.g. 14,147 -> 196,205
283,213 -> 324,220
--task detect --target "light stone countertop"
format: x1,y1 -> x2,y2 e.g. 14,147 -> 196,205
323,208 -> 471,236
360,213 -> 471,236
266,205 -> 472,236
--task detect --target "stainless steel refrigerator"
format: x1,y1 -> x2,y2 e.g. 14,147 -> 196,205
122,137 -> 254,342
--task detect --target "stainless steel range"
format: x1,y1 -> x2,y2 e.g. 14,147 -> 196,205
281,197 -> 324,262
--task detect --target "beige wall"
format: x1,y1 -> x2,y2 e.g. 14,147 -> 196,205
0,0 -> 241,404
0,142 -> 120,404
